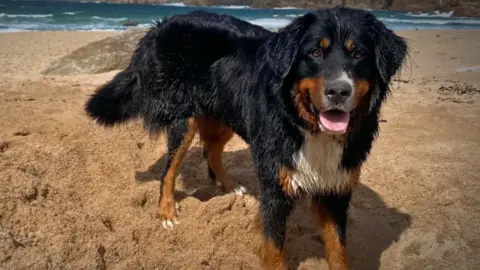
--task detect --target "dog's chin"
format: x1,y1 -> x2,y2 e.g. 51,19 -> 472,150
318,109 -> 350,135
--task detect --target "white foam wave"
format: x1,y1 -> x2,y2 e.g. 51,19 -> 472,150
285,14 -> 300,18
216,5 -> 250,9
136,23 -> 153,29
273,7 -> 299,10
406,10 -> 454,18
62,11 -> 81,16
160,2 -> 186,7
381,17 -> 480,25
248,18 -> 292,29
0,28 -> 30,33
0,22 -> 124,33
0,13 -> 54,18
92,16 -> 128,22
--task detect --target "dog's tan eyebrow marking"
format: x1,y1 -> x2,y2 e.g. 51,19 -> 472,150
320,38 -> 330,49
345,39 -> 355,51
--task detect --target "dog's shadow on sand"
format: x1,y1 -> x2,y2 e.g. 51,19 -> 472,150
135,146 -> 411,270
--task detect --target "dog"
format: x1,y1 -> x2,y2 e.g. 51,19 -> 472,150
85,7 -> 407,270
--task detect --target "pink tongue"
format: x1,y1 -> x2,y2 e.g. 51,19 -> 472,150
319,111 -> 350,133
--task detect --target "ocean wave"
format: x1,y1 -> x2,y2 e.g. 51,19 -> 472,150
0,13 -> 54,18
381,17 -> 480,25
285,14 -> 300,18
248,18 -> 292,29
273,7 -> 299,10
406,10 -> 454,18
0,22 -> 124,32
92,16 -> 128,22
160,2 -> 187,7
136,23 -> 152,28
62,11 -> 81,16
216,5 -> 250,9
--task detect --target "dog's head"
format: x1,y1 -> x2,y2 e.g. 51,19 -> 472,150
266,7 -> 407,135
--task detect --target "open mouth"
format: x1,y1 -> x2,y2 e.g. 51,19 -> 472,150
319,109 -> 350,134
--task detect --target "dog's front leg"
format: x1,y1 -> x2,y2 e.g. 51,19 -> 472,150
255,175 -> 294,270
311,192 -> 352,270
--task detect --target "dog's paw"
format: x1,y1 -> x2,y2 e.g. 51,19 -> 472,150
160,217 -> 180,229
214,177 -> 247,196
157,202 -> 179,229
233,185 -> 247,196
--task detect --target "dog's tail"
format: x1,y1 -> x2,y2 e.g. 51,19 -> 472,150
84,67 -> 140,127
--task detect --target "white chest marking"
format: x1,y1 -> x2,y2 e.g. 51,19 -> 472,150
291,133 -> 349,194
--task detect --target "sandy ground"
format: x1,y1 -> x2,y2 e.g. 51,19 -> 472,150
0,30 -> 479,270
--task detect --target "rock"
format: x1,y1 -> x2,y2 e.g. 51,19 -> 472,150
453,5 -> 480,17
13,129 -> 30,136
42,28 -> 148,76
0,141 -> 9,153
122,20 -> 139,27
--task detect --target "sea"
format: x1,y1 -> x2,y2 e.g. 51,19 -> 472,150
1,0 -> 480,33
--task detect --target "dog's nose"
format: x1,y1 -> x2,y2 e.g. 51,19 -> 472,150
324,82 -> 352,104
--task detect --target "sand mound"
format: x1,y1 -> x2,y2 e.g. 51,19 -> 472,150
1,30 -> 480,270
42,29 -> 147,76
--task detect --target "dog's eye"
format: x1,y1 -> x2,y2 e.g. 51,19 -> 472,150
352,51 -> 363,60
310,49 -> 323,58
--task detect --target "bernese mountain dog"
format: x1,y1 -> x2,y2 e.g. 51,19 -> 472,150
85,7 -> 407,270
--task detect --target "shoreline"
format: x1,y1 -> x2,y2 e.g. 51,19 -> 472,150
1,28 -> 480,34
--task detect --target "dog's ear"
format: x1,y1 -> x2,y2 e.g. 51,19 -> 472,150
367,16 -> 407,112
263,13 -> 315,80
371,18 -> 408,86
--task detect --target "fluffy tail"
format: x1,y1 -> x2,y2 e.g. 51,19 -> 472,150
84,68 -> 140,127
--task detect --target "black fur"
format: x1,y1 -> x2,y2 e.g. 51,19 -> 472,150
85,7 -> 407,268
313,192 -> 352,245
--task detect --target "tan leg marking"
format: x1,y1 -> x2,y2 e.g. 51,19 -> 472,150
254,213 -> 287,270
157,118 -> 197,228
197,116 -> 246,195
311,201 -> 350,270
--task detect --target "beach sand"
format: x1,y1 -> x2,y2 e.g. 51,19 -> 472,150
0,30 -> 479,270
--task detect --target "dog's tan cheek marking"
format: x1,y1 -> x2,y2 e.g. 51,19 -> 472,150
321,38 -> 330,49
353,79 -> 370,106
294,77 -> 325,133
347,79 -> 372,133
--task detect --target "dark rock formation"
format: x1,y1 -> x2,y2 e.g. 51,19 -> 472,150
81,0 -> 480,17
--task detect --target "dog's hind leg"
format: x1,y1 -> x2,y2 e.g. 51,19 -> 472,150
157,118 -> 197,229
197,116 -> 246,195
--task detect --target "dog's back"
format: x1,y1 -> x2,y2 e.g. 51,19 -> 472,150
84,11 -> 272,133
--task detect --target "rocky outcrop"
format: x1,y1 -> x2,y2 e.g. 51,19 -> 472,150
79,0 -> 480,17
42,29 -> 147,76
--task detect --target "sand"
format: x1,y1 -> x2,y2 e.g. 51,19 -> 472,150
0,30 -> 479,270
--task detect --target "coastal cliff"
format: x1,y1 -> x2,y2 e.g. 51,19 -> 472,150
80,0 -> 480,17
